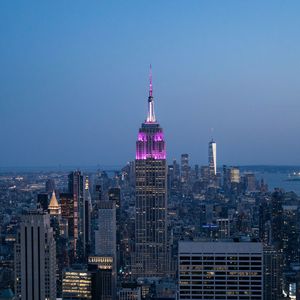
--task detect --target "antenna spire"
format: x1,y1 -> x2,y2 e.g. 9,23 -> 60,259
149,64 -> 153,97
146,64 -> 156,123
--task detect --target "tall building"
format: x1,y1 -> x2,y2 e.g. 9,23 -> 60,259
83,176 -> 92,258
60,193 -> 74,239
133,67 -> 168,278
108,187 -> 121,270
94,199 -> 117,298
243,172 -> 257,192
88,256 -> 116,300
14,211 -> 56,300
68,171 -> 83,259
208,139 -> 217,176
108,187 -> 121,223
95,200 -> 116,261
67,171 -> 91,261
62,265 -> 92,299
263,246 -> 281,300
271,190 -> 284,251
181,154 -> 189,183
178,241 -> 263,300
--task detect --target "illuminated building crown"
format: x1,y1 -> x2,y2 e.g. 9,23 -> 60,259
136,66 -> 166,160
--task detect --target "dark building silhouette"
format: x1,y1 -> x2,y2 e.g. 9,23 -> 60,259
37,193 -> 49,212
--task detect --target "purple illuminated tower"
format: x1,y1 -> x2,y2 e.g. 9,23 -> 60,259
133,67 -> 168,278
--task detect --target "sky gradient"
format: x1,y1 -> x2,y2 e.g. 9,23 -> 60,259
1,1 -> 300,167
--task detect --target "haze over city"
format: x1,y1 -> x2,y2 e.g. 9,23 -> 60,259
1,1 -> 300,167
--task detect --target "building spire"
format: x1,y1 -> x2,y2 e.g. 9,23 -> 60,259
149,64 -> 153,97
146,64 -> 156,123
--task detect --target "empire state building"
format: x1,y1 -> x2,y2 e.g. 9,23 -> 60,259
133,67 -> 168,278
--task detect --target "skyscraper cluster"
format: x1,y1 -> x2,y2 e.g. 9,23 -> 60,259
0,68 -> 298,300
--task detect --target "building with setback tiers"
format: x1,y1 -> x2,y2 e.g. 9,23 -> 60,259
133,67 -> 168,278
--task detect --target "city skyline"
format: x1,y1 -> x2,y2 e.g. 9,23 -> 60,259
1,1 -> 300,167
2,3 -> 300,299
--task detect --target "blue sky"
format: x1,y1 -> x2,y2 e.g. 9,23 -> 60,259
1,1 -> 300,167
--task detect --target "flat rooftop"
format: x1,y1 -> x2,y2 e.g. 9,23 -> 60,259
179,241 -> 263,254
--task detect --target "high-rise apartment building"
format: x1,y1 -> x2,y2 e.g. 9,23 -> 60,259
208,139 -> 217,176
178,241 -> 263,300
133,67 -> 168,278
14,211 -> 56,300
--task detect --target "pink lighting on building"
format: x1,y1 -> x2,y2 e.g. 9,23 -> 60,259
136,66 -> 165,160
136,127 -> 166,160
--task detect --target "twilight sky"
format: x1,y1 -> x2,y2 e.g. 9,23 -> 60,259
1,1 -> 300,167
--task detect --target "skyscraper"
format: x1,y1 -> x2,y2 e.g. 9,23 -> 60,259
95,200 -> 116,260
178,241 -> 263,300
14,211 -> 56,300
208,139 -> 217,177
68,171 -> 83,259
83,176 -> 92,259
88,256 -> 116,300
94,201 -> 117,300
68,171 -> 91,261
108,187 -> 121,271
263,246 -> 281,300
60,192 -> 74,239
181,154 -> 190,183
108,187 -> 121,224
62,265 -> 92,299
133,67 -> 168,278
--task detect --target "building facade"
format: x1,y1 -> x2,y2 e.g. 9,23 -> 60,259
14,211 -> 56,300
62,266 -> 92,299
208,139 -> 217,177
133,68 -> 168,278
178,241 -> 263,300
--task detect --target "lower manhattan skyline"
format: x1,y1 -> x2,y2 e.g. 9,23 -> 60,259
1,1 -> 300,167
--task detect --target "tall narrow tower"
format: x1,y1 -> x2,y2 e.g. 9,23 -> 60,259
208,139 -> 217,176
133,66 -> 168,278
